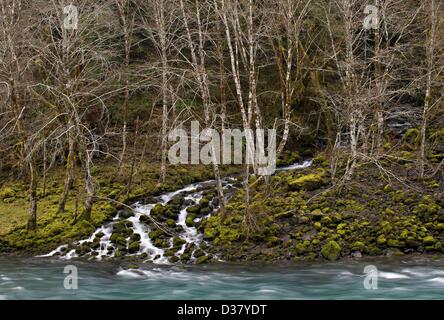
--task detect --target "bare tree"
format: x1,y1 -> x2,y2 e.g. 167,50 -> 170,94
0,0 -> 40,230
115,0 -> 135,174
418,0 -> 443,179
178,0 -> 226,212
31,0 -> 117,220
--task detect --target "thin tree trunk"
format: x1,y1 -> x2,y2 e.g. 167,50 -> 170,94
58,126 -> 76,213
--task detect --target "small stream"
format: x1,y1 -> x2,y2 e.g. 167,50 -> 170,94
40,160 -> 313,264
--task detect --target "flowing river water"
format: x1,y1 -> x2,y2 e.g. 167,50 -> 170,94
0,256 -> 444,299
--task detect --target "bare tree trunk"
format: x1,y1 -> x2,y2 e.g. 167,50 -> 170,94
80,146 -> 94,221
58,125 -> 76,213
419,0 -> 438,179
179,0 -> 226,212
116,0 -> 134,175
27,154 -> 38,231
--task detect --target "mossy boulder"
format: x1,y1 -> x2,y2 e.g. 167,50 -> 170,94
186,205 -> 200,215
165,219 -> 176,228
119,209 -> 134,219
148,230 -> 163,240
169,255 -> 180,263
128,241 -> 140,253
423,236 -> 436,246
195,255 -> 210,264
164,248 -> 177,257
173,236 -> 186,247
387,239 -> 405,248
150,204 -> 165,217
185,213 -> 197,227
154,238 -> 169,248
377,234 -> 387,246
321,240 -> 341,261
351,241 -> 365,251
0,187 -> 16,199
287,169 -> 328,191
110,233 -> 127,246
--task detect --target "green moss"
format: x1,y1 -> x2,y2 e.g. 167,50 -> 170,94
203,228 -> 219,240
351,241 -> 365,251
154,238 -> 169,248
173,236 -> 186,247
321,216 -> 332,225
377,235 -> 387,245
164,248 -> 176,257
423,236 -> 436,246
321,241 -> 341,261
185,213 -> 196,227
110,233 -> 126,246
387,239 -> 405,248
266,236 -> 280,246
195,255 -> 210,264
287,169 -> 328,191
295,242 -> 307,255
403,128 -> 420,145
0,187 -> 16,199
128,241 -> 140,253
219,227 -> 241,242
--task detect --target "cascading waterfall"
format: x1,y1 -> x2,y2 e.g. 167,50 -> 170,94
40,160 -> 312,264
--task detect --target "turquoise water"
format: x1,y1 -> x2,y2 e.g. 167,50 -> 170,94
0,256 -> 443,299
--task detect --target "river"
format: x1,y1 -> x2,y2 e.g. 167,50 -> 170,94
0,256 -> 443,299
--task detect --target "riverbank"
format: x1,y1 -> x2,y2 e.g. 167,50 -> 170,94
202,156 -> 444,263
0,152 -> 443,263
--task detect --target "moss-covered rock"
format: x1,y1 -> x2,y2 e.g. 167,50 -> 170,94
195,255 -> 209,264
351,241 -> 365,251
321,240 -> 341,261
173,236 -> 186,247
0,187 -> 16,199
128,241 -> 140,253
423,236 -> 436,246
110,233 -> 127,246
287,169 -> 328,191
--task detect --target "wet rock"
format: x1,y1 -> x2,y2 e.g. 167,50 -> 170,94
154,238 -> 169,248
173,236 -> 186,247
195,255 -> 209,264
110,233 -> 127,246
169,256 -> 179,263
193,249 -> 205,258
119,209 -> 134,219
165,219 -> 176,228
